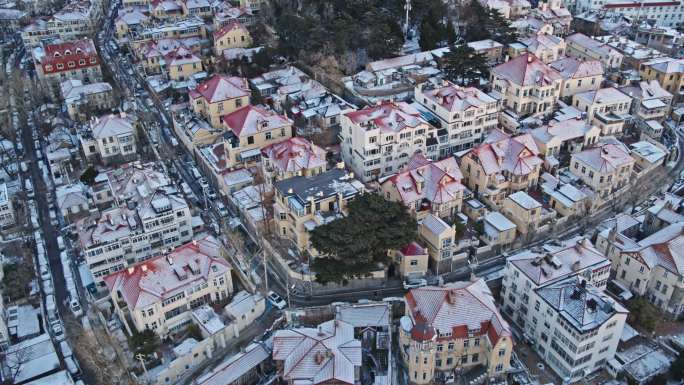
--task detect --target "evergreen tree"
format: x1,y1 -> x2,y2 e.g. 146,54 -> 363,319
310,194 -> 417,284
442,41 -> 489,86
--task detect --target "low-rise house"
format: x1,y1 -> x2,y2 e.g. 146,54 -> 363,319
530,118 -> 600,163
212,20 -> 251,55
223,290 -> 265,332
569,141 -> 634,199
539,173 -> 590,218
630,141 -> 668,174
619,80 -> 673,138
414,81 -> 500,157
273,166 -> 364,255
380,153 -> 465,220
260,137 -> 327,187
250,66 -> 357,130
341,101 -> 436,182
467,39 -> 504,63
272,320 -> 362,385
529,0 -> 572,35
461,130 -> 543,207
137,17 -> 207,41
490,53 -> 562,117
213,4 -> 255,29
549,57 -> 603,98
61,79 -> 115,121
394,242 -> 429,278
79,113 -> 137,166
566,32 -> 624,71
195,342 -> 270,385
114,8 -> 149,39
221,105 -> 293,168
55,183 -> 90,223
572,88 -> 631,135
104,235 -> 233,337
502,191 -> 542,235
595,35 -> 668,71
613,222 -> 684,317
639,57 -> 684,101
483,211 -> 517,247
0,183 -> 13,228
189,74 -> 250,128
33,38 -> 102,95
399,280 -> 513,384
419,213 -> 466,273
516,33 -> 566,63
164,46 -> 203,82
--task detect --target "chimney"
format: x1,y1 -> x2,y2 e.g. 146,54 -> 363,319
141,265 -> 148,272
527,55 -> 533,63
127,266 -> 135,274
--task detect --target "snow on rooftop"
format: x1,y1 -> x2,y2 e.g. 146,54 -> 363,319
507,191 -> 541,210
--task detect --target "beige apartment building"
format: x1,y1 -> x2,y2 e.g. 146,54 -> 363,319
566,33 -> 624,71
213,21 -> 252,55
569,142 -> 634,199
549,57 -> 603,98
502,191 -> 542,235
61,79 -> 115,122
482,212 -> 517,247
414,81 -> 500,157
461,130 -> 543,207
613,222 -> 684,317
490,53 -> 562,117
104,236 -> 233,337
380,153 -> 465,220
79,113 -> 138,166
189,74 -> 251,128
273,167 -> 364,254
400,280 -> 513,384
572,88 -> 632,135
340,101 -> 436,182
619,80 -> 673,138
222,105 -> 293,168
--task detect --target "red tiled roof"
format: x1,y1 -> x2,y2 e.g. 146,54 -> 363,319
213,20 -> 248,39
260,137 -> 326,175
189,73 -> 249,103
400,241 -> 426,256
40,38 -> 99,74
223,105 -> 291,137
492,53 -> 561,86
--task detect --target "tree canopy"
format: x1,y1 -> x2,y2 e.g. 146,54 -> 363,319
310,194 -> 417,284
80,166 -> 98,186
441,40 -> 490,86
462,0 -> 518,45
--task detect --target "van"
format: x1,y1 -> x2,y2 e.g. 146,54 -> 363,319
57,236 -> 65,250
70,298 -> 82,318
191,167 -> 202,180
25,179 -> 34,198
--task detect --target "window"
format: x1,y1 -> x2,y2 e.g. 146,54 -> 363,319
498,349 -> 506,357
495,364 -> 503,372
410,260 -> 418,266
437,344 -> 443,351
472,353 -> 479,362
265,132 -> 272,140
247,136 -> 254,145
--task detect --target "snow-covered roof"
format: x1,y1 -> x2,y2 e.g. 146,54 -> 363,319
491,53 -> 562,86
261,137 -> 326,176
103,235 -> 230,310
420,82 -> 497,113
223,105 -> 291,137
624,222 -> 684,275
345,101 -> 425,133
405,280 -> 511,345
485,211 -> 517,232
574,87 -> 631,106
508,238 -> 610,286
90,113 -> 134,139
507,191 -> 541,210
274,168 -> 363,207
382,153 -> 464,207
572,142 -> 633,173
197,342 -> 270,385
272,320 -> 362,385
469,129 -> 543,176
630,141 -> 667,164
549,57 -> 603,79
335,302 -> 391,328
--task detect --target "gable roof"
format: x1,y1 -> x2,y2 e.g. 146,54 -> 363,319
405,280 -> 511,344
549,57 -> 603,79
91,114 -> 134,138
491,53 -> 562,86
260,137 -> 326,175
223,105 -> 291,137
344,101 -> 425,133
272,320 -> 362,385
189,74 -> 250,103
421,82 -> 496,113
213,20 -> 249,39
624,222 -> 684,275
572,142 -> 633,173
103,235 -> 230,310
469,130 -> 543,176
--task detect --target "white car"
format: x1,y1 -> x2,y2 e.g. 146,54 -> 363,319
267,291 -> 287,310
51,320 -> 65,341
403,278 -> 428,290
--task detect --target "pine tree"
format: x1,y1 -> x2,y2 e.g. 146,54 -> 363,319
442,41 -> 490,86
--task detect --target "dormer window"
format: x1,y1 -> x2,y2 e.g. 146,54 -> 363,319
68,61 -> 75,68
53,52 -> 61,57
79,59 -> 85,65
75,48 -> 82,54
45,65 -> 53,71
64,49 -> 71,55
89,57 -> 97,64
56,63 -> 64,70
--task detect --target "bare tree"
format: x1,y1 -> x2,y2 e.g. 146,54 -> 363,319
1,345 -> 33,384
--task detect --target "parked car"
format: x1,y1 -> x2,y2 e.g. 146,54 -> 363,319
60,340 -> 73,358
403,278 -> 428,290
51,320 -> 65,341
70,298 -> 83,318
267,291 -> 287,310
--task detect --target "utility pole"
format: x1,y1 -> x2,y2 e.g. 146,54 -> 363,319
135,353 -> 149,384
